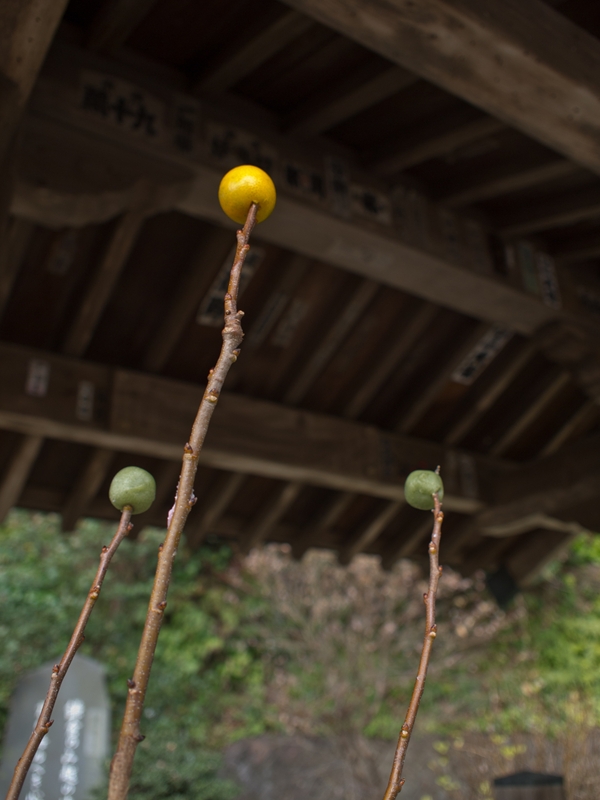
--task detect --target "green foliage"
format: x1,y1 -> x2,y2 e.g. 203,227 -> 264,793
3,509 -> 600,800
0,510 -> 276,798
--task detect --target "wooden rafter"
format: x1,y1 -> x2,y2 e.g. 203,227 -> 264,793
186,471 -> 246,549
61,448 -> 114,532
342,302 -> 438,420
291,491 -> 354,559
284,279 -> 379,404
288,66 -> 416,136
281,0 -> 600,177
197,10 -> 313,94
380,515 -> 433,571
537,399 -> 597,457
395,322 -> 490,434
443,341 -> 536,446
338,499 -> 404,565
18,40 -> 562,336
63,210 -> 147,357
0,434 -> 44,524
442,160 -> 579,209
0,218 -> 34,318
490,371 -> 571,456
0,0 -> 69,159
0,342 -> 491,512
88,0 -> 159,53
240,480 -> 303,554
143,228 -> 233,372
373,117 -> 505,175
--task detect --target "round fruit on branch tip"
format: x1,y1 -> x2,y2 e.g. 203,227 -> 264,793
404,470 -> 444,511
109,466 -> 156,515
218,165 -> 276,224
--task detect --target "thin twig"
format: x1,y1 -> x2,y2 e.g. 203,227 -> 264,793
382,492 -> 444,800
5,506 -> 134,800
107,203 -> 258,800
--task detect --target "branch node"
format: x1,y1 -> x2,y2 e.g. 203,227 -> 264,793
183,442 -> 194,454
136,734 -> 145,743
127,679 -> 136,689
157,601 -> 167,611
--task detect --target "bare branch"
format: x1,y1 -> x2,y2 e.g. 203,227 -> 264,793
382,493 -> 444,800
107,203 -> 258,800
5,507 -> 133,800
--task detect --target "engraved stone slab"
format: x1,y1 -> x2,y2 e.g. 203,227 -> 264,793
0,655 -> 110,800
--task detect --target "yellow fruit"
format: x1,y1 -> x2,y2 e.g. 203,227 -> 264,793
218,165 -> 276,224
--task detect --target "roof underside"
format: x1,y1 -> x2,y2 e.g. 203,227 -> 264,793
2,0 -> 600,584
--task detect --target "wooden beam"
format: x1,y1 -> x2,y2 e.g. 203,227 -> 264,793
291,490 -> 354,559
62,209 -> 147,357
197,10 -> 313,94
339,499 -> 404,565
395,322 -> 490,434
240,480 -> 303,554
186,471 -> 246,549
281,0 -> 600,177
0,434 -> 43,523
245,254 -> 311,349
443,341 -> 536,446
442,160 -> 579,209
288,66 -> 417,136
374,117 -> 504,175
0,0 -> 69,154
61,447 -> 114,531
143,228 -> 233,372
537,399 -> 598,458
477,431 -> 600,531
0,218 -> 34,319
18,40 -> 562,337
479,512 -> 586,540
0,342 -> 490,511
88,0 -> 159,53
501,188 -> 600,237
284,279 -> 379,404
343,302 -> 438,420
380,514 -> 432,571
505,528 -> 573,586
553,233 -> 600,265
490,371 -> 571,456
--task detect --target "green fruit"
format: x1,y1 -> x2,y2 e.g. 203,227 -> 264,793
109,467 -> 156,514
404,470 -> 444,511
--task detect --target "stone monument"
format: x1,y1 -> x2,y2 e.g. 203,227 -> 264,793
0,655 -> 110,800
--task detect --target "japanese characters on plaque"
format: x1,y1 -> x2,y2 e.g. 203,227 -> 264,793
350,184 -> 392,225
205,121 -> 277,173
282,162 -> 326,202
80,71 -> 166,142
451,326 -> 513,386
196,246 -> 266,326
74,71 -> 563,301
324,156 -> 351,217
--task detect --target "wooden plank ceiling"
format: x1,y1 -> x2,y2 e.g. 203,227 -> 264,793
1,0 -> 600,586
